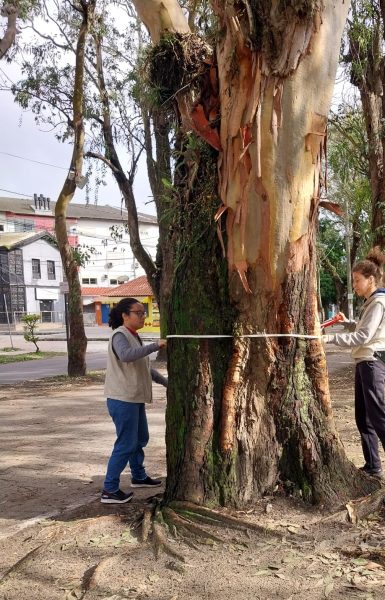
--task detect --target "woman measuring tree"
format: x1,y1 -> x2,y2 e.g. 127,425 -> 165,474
324,247 -> 385,477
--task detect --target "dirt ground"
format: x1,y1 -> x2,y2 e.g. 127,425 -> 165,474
1,361 -> 385,600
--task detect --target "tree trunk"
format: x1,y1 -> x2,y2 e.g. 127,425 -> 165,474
136,0 -> 379,506
348,4 -> 385,246
142,106 -> 174,341
320,254 -> 346,312
55,1 -> 95,376
0,4 -> 18,60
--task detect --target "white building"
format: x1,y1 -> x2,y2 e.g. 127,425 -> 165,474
0,231 -> 64,325
0,195 -> 158,287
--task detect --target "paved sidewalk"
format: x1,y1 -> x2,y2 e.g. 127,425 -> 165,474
0,376 -> 167,540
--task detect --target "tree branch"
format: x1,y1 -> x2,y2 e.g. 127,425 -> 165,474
0,4 -> 18,60
85,150 -> 120,173
92,27 -> 157,288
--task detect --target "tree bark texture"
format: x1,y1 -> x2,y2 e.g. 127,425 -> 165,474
136,0 -> 379,506
55,1 -> 95,377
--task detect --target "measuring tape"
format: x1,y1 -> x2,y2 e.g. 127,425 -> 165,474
166,333 -> 321,339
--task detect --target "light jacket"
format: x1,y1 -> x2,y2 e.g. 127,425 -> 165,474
324,290 -> 385,362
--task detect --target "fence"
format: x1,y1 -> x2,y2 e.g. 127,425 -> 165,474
13,311 -> 65,325
0,311 -> 65,331
0,310 -> 96,330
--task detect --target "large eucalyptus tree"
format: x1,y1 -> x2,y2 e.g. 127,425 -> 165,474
133,0 -> 378,506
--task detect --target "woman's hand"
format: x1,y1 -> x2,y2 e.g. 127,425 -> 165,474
158,339 -> 167,348
337,311 -> 348,322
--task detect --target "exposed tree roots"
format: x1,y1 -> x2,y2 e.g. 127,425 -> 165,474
139,497 -> 284,562
320,484 -> 385,524
345,486 -> 385,524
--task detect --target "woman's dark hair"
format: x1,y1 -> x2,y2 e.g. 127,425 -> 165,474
352,246 -> 385,284
108,297 -> 140,330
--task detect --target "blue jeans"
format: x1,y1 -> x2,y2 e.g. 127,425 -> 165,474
103,399 -> 149,492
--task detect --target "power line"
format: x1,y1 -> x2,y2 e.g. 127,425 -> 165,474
0,151 -> 68,171
0,188 -> 33,197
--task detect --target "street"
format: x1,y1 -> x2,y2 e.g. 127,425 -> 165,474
0,352 -> 109,384
0,328 -> 159,384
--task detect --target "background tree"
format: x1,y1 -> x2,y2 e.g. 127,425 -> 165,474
0,1 -> 39,59
343,0 -> 385,246
133,0 -> 379,508
54,0 -> 96,376
318,104 -> 372,313
0,2 -> 19,58
20,313 -> 40,352
318,218 -> 347,312
9,1 -> 175,339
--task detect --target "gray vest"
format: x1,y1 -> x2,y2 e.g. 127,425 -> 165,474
104,326 -> 153,403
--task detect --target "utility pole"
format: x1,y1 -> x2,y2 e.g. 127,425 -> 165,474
3,293 -> 14,350
345,198 -> 354,320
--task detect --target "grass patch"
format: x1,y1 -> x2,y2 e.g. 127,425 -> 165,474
0,351 -> 65,364
0,347 -> 22,352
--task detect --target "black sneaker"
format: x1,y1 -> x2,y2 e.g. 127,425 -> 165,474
100,489 -> 134,504
131,476 -> 162,488
359,465 -> 383,477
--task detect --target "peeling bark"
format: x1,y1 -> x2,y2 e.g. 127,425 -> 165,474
135,0 -> 378,507
131,0 -> 190,43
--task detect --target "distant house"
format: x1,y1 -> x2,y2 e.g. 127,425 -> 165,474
0,231 -> 64,325
0,195 -> 158,288
81,275 -> 159,332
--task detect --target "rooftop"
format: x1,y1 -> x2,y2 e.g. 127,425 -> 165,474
0,197 -> 157,224
0,231 -> 57,250
82,276 -> 153,298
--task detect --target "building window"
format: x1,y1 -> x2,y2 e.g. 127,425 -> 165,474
32,259 -> 41,279
15,219 -> 34,232
109,279 -> 118,285
82,277 -> 97,285
47,260 -> 56,280
0,224 -> 3,231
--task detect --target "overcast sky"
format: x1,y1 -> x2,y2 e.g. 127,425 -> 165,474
0,68 -> 155,216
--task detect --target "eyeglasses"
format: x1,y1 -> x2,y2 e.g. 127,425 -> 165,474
130,311 -> 146,317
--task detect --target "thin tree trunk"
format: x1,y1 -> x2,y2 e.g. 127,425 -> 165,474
142,106 -> 174,339
348,5 -> 385,246
55,1 -> 95,376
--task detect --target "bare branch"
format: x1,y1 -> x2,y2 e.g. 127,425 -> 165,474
85,150 -> 120,172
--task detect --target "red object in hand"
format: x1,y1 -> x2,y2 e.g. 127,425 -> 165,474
321,314 -> 344,328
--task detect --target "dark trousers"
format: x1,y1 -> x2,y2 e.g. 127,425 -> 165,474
355,360 -> 385,470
